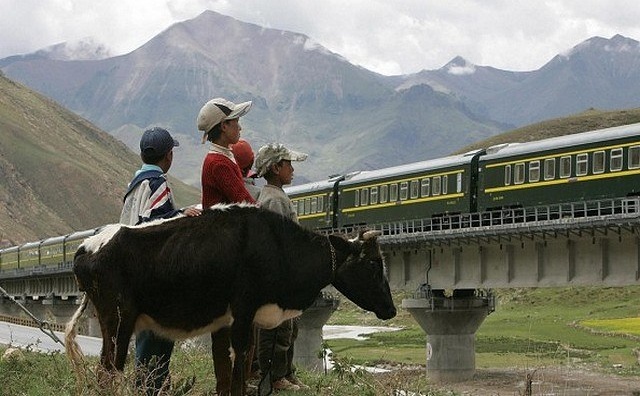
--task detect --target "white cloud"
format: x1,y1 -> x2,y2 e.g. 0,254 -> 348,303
2,0 -> 640,75
448,64 -> 476,76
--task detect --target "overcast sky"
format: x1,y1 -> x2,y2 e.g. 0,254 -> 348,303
2,0 -> 640,76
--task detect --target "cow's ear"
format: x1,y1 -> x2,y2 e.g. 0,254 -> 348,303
360,231 -> 382,258
362,230 -> 381,240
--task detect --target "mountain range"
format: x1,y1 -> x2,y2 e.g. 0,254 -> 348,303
2,11 -> 640,186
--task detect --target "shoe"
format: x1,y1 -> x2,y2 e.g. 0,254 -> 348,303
272,378 -> 300,391
245,382 -> 258,396
286,376 -> 309,390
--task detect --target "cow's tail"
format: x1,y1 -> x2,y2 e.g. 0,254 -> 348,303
65,293 -> 89,385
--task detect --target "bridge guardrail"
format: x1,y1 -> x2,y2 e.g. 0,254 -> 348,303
346,197 -> 640,246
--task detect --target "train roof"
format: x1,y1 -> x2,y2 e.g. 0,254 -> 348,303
0,245 -> 19,254
285,178 -> 339,195
21,241 -> 41,249
481,122 -> 640,161
340,153 -> 476,187
66,228 -> 100,240
41,235 -> 66,245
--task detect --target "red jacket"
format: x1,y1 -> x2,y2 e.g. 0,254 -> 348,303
201,153 -> 256,207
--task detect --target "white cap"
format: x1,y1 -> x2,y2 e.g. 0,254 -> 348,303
197,97 -> 252,143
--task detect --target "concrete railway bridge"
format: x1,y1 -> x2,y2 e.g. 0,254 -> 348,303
2,197 -> 640,381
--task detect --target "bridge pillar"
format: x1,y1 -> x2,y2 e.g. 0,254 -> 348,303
293,293 -> 339,371
402,288 -> 494,382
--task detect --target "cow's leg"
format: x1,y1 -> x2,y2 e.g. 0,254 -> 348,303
95,300 -> 137,387
211,327 -> 233,396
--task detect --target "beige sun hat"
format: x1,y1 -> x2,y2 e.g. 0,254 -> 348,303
255,143 -> 308,177
196,98 -> 252,143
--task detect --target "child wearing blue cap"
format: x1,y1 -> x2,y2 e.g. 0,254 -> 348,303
120,127 -> 200,225
119,126 -> 200,395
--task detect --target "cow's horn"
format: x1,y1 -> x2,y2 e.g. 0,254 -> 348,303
362,230 -> 382,240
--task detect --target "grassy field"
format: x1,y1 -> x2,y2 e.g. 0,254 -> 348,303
326,286 -> 640,377
2,286 -> 640,395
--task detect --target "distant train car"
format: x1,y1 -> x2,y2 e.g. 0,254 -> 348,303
0,245 -> 20,273
63,229 -> 100,267
0,228 -> 100,277
40,235 -> 66,270
336,152 -> 483,230
478,123 -> 640,212
19,241 -> 41,271
286,177 -> 343,231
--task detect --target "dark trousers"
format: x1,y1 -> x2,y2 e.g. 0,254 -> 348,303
135,330 -> 175,395
257,319 -> 297,380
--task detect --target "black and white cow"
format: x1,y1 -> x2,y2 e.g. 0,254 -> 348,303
65,204 -> 396,396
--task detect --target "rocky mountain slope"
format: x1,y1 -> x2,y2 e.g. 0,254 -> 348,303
0,74 -> 199,245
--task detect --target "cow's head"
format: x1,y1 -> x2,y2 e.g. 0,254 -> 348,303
329,231 -> 397,320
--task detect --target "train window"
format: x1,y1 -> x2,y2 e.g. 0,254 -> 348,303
610,148 -> 623,171
529,161 -> 540,182
576,153 -> 588,176
400,182 -> 409,200
432,176 -> 441,195
629,146 -> 640,169
514,163 -> 525,184
318,196 -> 324,211
410,180 -> 419,199
504,165 -> 512,185
370,186 -> 379,204
360,188 -> 369,206
421,178 -> 430,197
390,184 -> 398,201
354,190 -> 360,207
442,175 -> 448,194
311,197 -> 318,213
305,198 -> 311,214
380,185 -> 388,203
560,156 -> 571,178
297,200 -> 304,215
456,172 -> 463,193
544,158 -> 555,180
592,151 -> 605,174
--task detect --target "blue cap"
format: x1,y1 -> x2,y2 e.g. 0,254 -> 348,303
140,127 -> 179,156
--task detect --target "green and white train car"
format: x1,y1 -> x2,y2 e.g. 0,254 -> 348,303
40,235 -> 67,269
286,178 -> 341,231
0,245 -> 20,273
336,152 -> 482,229
19,241 -> 41,270
478,123 -> 640,211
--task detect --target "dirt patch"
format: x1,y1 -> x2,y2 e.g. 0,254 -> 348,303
431,367 -> 640,396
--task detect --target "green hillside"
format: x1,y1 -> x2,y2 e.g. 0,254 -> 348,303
0,74 -> 200,246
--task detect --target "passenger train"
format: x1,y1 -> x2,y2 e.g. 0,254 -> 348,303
287,122 -> 640,230
3,122 -> 640,275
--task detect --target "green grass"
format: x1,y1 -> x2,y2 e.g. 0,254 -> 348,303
325,287 -> 640,376
0,344 -> 435,396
